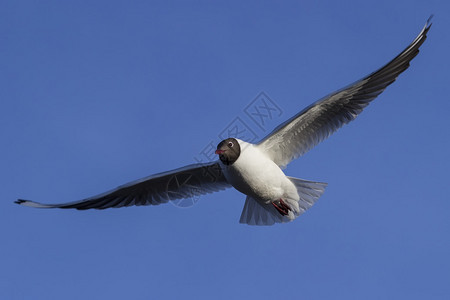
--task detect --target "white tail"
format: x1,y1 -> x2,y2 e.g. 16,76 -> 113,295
239,177 -> 327,226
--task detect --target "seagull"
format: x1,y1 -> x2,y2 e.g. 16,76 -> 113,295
16,18 -> 432,225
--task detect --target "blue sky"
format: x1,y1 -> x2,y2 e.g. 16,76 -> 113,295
2,1 -> 450,299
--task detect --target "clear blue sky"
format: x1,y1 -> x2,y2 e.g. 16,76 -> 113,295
2,1 -> 449,299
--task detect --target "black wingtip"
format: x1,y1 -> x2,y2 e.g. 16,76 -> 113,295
425,15 -> 433,32
15,199 -> 48,208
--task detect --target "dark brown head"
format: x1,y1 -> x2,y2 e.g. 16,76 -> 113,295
215,138 -> 241,165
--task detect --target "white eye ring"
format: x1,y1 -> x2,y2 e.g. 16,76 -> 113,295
228,142 -> 233,147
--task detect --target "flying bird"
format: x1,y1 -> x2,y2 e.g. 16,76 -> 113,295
16,18 -> 432,225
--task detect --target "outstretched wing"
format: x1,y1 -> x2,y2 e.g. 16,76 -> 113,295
16,161 -> 230,209
258,18 -> 432,168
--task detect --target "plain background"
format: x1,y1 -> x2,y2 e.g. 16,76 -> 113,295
2,1 -> 449,299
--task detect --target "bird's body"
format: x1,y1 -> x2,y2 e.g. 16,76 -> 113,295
15,18 -> 432,225
215,138 -> 326,224
220,140 -> 296,204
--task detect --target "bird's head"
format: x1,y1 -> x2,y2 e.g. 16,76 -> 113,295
215,138 -> 241,165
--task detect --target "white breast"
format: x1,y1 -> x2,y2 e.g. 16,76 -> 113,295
221,140 -> 297,204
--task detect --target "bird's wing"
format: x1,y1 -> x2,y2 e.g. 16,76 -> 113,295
16,161 -> 230,209
258,18 -> 432,168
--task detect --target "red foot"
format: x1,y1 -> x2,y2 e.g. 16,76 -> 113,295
272,199 -> 291,216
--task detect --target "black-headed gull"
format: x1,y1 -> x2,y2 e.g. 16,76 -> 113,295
16,18 -> 432,225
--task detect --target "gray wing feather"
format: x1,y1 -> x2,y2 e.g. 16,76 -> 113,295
16,161 -> 230,209
258,18 -> 432,168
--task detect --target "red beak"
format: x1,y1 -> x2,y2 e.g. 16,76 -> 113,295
215,149 -> 225,155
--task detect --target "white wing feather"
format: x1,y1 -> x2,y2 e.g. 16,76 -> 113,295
258,18 -> 432,168
16,161 -> 230,209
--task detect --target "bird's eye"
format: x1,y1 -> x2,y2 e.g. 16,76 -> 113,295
228,142 -> 233,147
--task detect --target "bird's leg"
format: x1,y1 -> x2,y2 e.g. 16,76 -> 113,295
272,199 -> 291,216
279,199 -> 291,212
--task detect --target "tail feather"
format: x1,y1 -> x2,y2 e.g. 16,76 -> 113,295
239,196 -> 283,225
288,177 -> 327,214
239,177 -> 327,226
